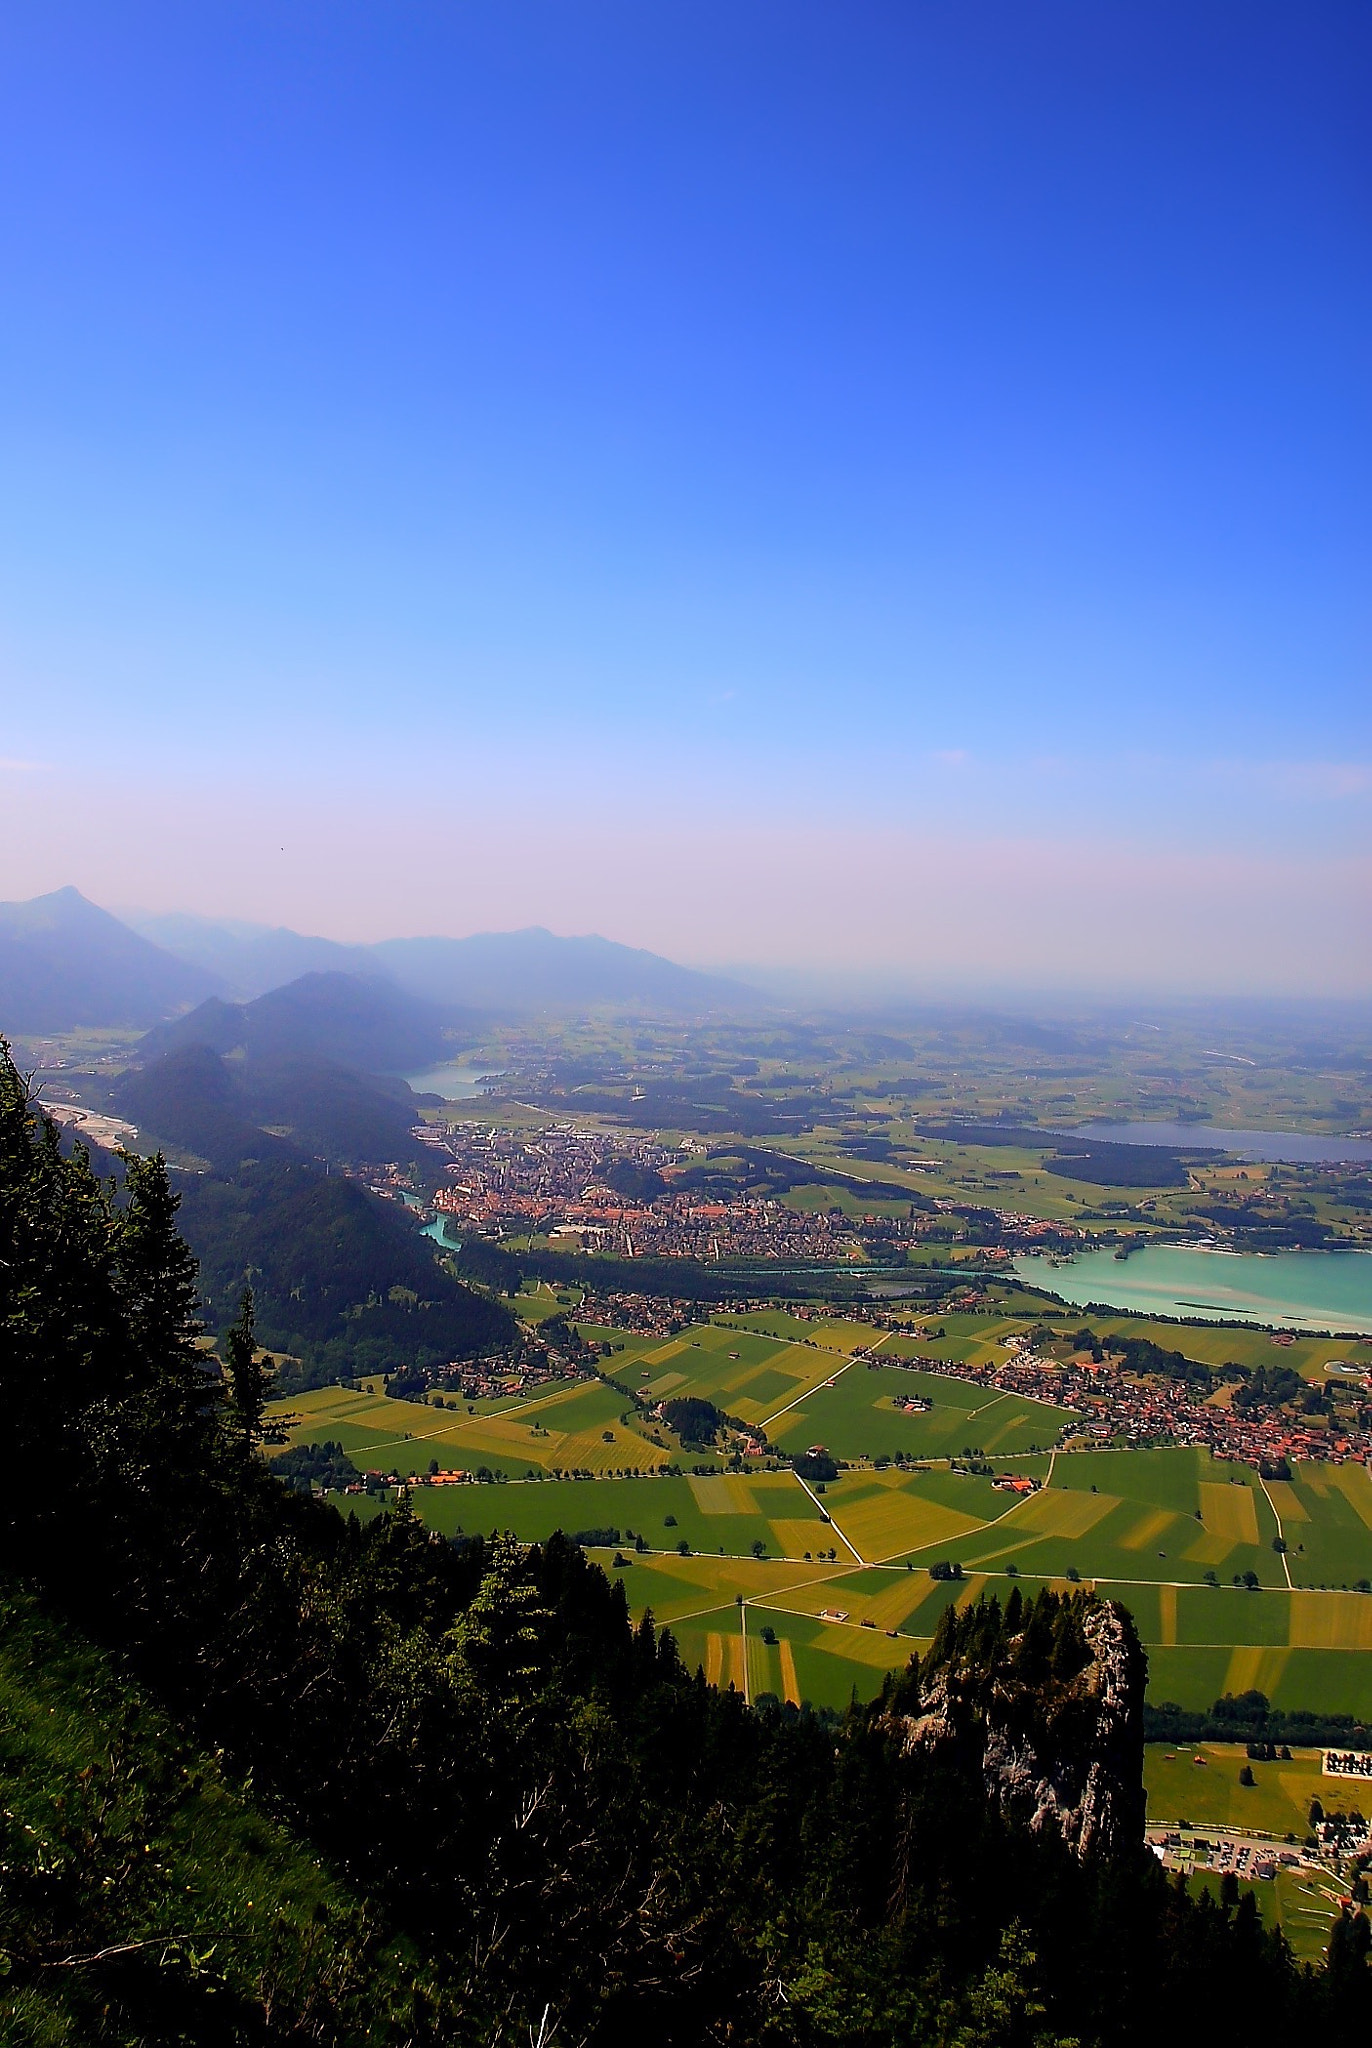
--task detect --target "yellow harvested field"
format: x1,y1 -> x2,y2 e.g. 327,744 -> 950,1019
635,1554 -> 842,1612
757,1569 -> 945,1633
779,1637 -> 801,1705
1199,1482 -> 1260,1546
1263,1480 -> 1310,1524
646,1370 -> 688,1395
549,1426 -> 669,1474
756,1576 -> 876,1621
814,1623 -> 913,1670
769,1518 -> 831,1557
705,1633 -> 724,1686
280,1386 -> 375,1425
1008,1488 -> 1119,1540
1288,1591 -> 1372,1651
725,1629 -> 748,1693
689,1473 -> 756,1514
1223,1645 -> 1290,1697
1118,1507 -> 1175,1552
953,1574 -> 991,1611
838,1490 -> 987,1564
641,1338 -> 693,1367
859,1573 -> 947,1630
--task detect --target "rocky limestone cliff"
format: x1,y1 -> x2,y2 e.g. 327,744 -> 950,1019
879,1589 -> 1147,1863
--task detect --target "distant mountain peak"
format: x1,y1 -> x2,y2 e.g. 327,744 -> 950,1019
0,888 -> 223,1033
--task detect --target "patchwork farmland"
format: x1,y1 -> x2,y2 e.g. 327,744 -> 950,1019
266,1304 -> 1372,1719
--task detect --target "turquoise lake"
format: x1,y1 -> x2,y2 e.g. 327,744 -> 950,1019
403,1062 -> 500,1099
1013,1245 -> 1372,1336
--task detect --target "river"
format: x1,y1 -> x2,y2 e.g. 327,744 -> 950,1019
1013,1244 -> 1372,1336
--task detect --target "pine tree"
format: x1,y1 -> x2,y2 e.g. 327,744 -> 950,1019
116,1149 -> 216,1451
223,1286 -> 270,1447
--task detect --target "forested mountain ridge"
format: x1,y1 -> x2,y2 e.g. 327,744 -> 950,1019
114,1042 -> 425,1171
108,1043 -> 512,1378
178,1157 -> 513,1379
2,1042 -> 1369,2047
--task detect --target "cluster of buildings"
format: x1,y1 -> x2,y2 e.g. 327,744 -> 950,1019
422,1121 -> 865,1262
1148,1831 -> 1294,1882
905,1335 -> 1372,1471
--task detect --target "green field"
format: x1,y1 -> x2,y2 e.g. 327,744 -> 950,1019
1144,1741 -> 1329,1837
767,1361 -> 1075,1460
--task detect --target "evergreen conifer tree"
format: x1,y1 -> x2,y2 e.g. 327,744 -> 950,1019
223,1286 -> 271,1447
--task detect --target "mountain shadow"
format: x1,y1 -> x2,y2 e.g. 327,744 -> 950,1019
139,970 -> 452,1073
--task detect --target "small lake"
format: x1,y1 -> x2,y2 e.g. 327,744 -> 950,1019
403,1062 -> 501,1101
1055,1120 -> 1372,1165
1014,1244 -> 1372,1336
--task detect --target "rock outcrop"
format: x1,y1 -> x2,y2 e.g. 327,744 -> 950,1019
880,1588 -> 1146,1863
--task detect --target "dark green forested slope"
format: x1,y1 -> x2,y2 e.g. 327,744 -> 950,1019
107,1043 -> 515,1380
2,1041 -> 1370,2047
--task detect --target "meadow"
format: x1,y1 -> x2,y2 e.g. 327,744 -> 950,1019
1143,1741 -> 1329,1838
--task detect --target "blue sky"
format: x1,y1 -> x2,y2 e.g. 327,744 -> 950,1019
1,2 -> 1368,989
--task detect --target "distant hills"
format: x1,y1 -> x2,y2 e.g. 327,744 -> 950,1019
126,909 -> 374,997
0,886 -> 220,1031
1,889 -> 753,1031
367,926 -> 753,1012
139,971 -> 451,1075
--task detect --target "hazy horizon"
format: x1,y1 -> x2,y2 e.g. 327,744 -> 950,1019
0,877 -> 1357,1014
2,3 -> 1367,998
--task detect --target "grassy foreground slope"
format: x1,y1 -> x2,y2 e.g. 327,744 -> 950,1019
0,1588 -> 413,2046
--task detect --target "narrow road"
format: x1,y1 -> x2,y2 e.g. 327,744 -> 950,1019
792,1468 -> 864,1565
760,1359 -> 854,1431
1258,1474 -> 1295,1589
